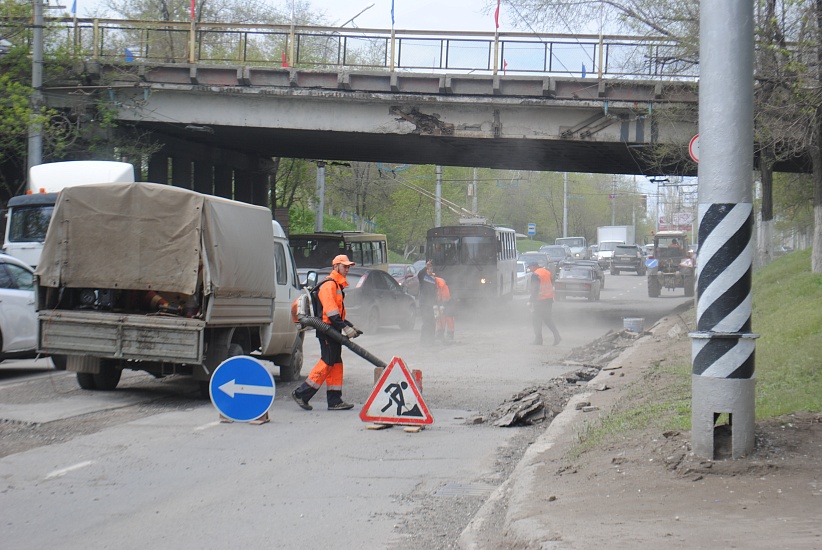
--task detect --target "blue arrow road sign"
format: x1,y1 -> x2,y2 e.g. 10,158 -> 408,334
209,356 -> 276,422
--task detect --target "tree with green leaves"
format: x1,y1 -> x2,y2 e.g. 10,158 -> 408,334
495,0 -> 821,271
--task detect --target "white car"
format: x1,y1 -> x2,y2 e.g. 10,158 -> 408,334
515,260 -> 530,294
0,253 -> 38,358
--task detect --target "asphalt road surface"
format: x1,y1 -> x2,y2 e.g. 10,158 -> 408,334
0,273 -> 691,549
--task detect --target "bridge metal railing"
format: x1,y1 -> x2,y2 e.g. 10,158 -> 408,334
3,17 -> 699,79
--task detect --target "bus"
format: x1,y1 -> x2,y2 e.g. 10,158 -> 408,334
289,231 -> 389,272
425,223 -> 518,302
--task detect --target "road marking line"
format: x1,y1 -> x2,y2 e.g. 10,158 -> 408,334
45,460 -> 94,480
194,421 -> 221,431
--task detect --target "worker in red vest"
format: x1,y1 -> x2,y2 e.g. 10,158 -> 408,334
434,274 -> 454,342
527,260 -> 561,346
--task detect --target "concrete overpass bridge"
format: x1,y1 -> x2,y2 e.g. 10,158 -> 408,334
35,19 -> 710,197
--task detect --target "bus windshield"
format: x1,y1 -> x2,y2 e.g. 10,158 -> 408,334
8,205 -> 53,242
461,236 -> 497,264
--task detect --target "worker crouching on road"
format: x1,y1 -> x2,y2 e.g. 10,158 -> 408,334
292,254 -> 363,411
527,260 -> 561,346
434,273 -> 454,342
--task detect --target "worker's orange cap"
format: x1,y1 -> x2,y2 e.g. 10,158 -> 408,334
332,254 -> 355,266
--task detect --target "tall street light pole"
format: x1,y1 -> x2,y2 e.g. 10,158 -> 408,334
27,0 -> 44,170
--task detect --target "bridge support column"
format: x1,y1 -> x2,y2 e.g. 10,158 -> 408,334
214,165 -> 233,199
251,170 -> 269,207
192,163 -> 213,195
148,154 -> 169,184
234,170 -> 252,203
171,156 -> 193,189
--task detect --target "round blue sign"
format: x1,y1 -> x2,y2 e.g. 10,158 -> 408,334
209,356 -> 276,422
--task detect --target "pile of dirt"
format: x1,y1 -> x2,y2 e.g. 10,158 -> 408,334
487,329 -> 643,427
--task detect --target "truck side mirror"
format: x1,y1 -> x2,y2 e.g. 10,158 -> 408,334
304,270 -> 318,289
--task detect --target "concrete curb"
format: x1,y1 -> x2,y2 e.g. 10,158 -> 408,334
458,308 -> 692,549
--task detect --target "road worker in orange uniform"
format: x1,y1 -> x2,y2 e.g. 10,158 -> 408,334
527,260 -> 561,346
291,254 -> 363,411
434,274 -> 454,341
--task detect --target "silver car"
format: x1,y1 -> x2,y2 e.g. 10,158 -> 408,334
0,254 -> 37,358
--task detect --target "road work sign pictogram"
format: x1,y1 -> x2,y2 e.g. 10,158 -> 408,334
360,356 -> 433,426
210,355 -> 276,422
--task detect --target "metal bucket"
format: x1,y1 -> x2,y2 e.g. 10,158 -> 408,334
623,318 -> 644,333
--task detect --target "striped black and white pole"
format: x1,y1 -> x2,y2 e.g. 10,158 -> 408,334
690,0 -> 758,459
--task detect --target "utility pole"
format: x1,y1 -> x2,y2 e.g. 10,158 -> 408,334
27,0 -> 44,171
563,172 -> 568,237
435,165 -> 442,227
472,167 -> 478,215
314,162 -> 326,232
690,0 -> 757,459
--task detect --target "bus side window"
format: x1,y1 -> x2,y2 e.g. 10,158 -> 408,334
349,242 -> 362,265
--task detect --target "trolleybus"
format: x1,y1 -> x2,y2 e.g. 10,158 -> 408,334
425,222 -> 517,302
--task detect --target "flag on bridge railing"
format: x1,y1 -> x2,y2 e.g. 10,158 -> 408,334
582,63 -> 587,78
494,0 -> 501,29
70,0 -> 76,16
125,48 -> 135,62
281,52 -> 289,68
190,0 -> 195,21
391,0 -> 395,27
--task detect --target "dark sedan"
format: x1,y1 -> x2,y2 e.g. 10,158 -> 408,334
314,267 -> 417,332
388,263 -> 420,298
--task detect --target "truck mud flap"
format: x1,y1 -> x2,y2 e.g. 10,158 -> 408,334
38,310 -> 205,364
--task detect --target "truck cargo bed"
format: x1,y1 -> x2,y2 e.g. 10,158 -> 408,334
39,310 -> 205,364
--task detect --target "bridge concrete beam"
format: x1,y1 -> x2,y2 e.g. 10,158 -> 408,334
58,63 -> 700,175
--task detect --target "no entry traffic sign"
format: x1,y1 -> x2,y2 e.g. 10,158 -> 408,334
209,356 -> 276,422
689,134 -> 700,163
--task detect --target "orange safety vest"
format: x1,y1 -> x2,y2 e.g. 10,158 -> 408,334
435,277 -> 451,302
319,269 -> 349,324
534,267 -> 555,300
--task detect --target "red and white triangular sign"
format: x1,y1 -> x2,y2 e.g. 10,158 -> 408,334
360,356 -> 433,426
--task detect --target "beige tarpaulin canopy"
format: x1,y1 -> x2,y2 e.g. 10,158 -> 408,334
36,182 -> 276,299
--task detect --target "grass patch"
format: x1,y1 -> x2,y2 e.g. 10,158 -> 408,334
572,249 -> 822,455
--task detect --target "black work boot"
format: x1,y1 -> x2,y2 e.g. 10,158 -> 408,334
291,383 -> 317,411
327,390 -> 354,410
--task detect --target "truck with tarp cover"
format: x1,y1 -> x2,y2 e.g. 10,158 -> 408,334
35,182 -> 304,394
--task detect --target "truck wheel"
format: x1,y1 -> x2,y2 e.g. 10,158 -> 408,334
588,288 -> 597,302
278,335 -> 305,382
684,276 -> 695,297
227,343 -> 244,358
648,278 -> 661,298
77,372 -> 96,390
93,360 -> 122,391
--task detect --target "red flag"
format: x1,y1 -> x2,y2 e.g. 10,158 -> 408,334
190,0 -> 195,20
281,52 -> 289,68
503,59 -> 508,75
494,0 -> 501,29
